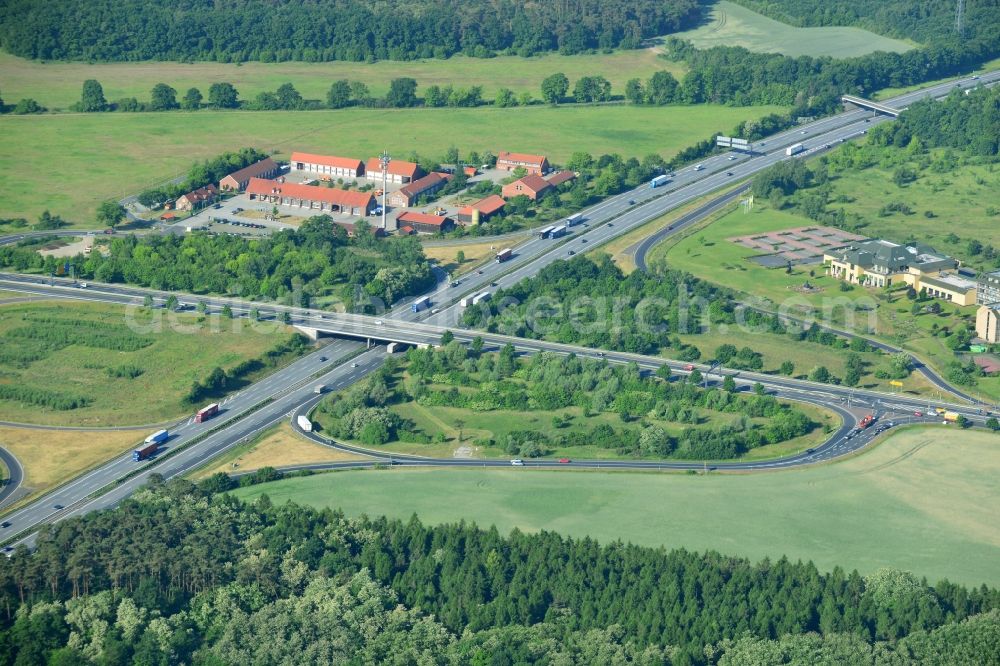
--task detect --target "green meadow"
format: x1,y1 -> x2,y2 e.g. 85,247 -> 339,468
0,103 -> 784,223
674,1 -> 913,58
235,426 -> 1000,586
0,49 -> 684,112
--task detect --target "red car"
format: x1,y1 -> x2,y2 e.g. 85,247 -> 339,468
558,458 -> 571,464
684,364 -> 695,371
914,411 -> 923,417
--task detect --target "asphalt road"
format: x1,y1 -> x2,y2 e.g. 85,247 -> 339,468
0,448 -> 24,510
0,69 -> 996,546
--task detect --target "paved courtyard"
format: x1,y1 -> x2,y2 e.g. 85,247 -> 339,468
729,225 -> 868,265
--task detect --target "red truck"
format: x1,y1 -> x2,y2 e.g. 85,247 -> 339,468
195,403 -> 219,423
856,414 -> 875,430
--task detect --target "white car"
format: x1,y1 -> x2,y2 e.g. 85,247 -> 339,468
375,320 -> 384,325
510,459 -> 524,466
79,282 -> 88,288
694,164 -> 704,171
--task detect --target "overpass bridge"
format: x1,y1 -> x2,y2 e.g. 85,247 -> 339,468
842,94 -> 905,117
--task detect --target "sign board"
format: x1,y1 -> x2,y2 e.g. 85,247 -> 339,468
889,380 -> 904,387
717,136 -> 751,150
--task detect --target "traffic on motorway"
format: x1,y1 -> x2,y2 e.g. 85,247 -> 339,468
0,68 -> 996,550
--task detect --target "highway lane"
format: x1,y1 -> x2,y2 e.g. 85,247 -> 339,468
0,277 -> 988,422
0,339 -> 367,547
0,69 -> 995,544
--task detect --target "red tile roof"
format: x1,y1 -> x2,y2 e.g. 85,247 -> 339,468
498,151 -> 548,167
221,157 -> 279,185
365,158 -> 421,178
180,184 -> 219,203
398,172 -> 451,198
516,174 -> 551,192
397,211 -> 451,227
246,178 -> 373,210
546,170 -> 576,187
290,152 -> 363,172
459,194 -> 506,216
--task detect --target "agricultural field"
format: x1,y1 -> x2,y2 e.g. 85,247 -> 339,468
0,425 -> 141,507
673,1 -> 913,58
235,425 -> 1000,587
0,103 -> 785,225
0,50 -> 685,113
0,300 -> 292,426
192,422 -> 367,479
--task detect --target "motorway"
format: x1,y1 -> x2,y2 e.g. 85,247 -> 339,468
0,69 -> 996,547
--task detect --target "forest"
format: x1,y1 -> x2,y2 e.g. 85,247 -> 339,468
0,217 -> 434,307
0,0 -> 699,62
315,344 -> 816,459
0,479 -> 997,664
729,0 -> 1000,46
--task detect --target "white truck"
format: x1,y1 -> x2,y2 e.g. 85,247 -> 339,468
472,291 -> 491,305
296,415 -> 313,432
785,143 -> 805,156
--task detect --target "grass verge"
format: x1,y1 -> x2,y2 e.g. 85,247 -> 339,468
191,421 -> 368,480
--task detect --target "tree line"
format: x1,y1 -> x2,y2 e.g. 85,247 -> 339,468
661,31 -> 999,113
0,217 -> 435,308
0,479 -> 997,664
0,0 -> 700,62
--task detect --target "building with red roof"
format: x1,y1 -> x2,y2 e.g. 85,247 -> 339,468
290,152 -> 364,179
457,195 -> 506,225
396,211 -> 454,234
365,158 -> 424,184
496,151 -> 549,175
545,170 -> 576,188
501,174 -> 553,201
176,184 -> 219,211
387,172 -> 452,208
246,178 -> 374,217
219,158 -> 280,191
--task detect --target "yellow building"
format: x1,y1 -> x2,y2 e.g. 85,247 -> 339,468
823,239 -> 976,305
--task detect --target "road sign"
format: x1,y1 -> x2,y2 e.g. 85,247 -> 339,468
889,380 -> 903,387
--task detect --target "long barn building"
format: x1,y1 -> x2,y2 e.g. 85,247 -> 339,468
246,178 -> 375,217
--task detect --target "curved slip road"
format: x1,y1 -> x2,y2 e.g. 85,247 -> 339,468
0,447 -> 24,509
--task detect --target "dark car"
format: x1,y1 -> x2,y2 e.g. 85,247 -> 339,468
568,250 -> 576,255
1,521 -> 10,528
53,504 -> 64,510
725,171 -> 733,176
628,199 -> 635,205
319,356 -> 328,362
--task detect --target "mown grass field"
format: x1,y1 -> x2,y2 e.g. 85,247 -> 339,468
0,104 -> 785,225
674,1 -> 912,58
235,426 -> 1000,586
192,422 -> 367,479
0,425 -> 141,509
0,300 -> 290,426
0,50 -> 685,112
